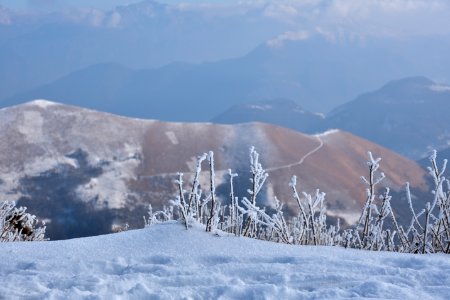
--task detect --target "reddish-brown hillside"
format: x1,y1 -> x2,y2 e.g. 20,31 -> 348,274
0,100 -> 427,238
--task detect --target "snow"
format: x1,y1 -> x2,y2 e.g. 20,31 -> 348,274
247,104 -> 272,111
76,155 -> 140,209
326,209 -> 361,225
165,131 -> 179,145
314,112 -> 326,119
267,31 -> 310,48
26,99 -> 59,109
0,155 -> 79,201
315,129 -> 340,137
1,222 -> 449,299
17,111 -> 45,143
429,84 -> 450,93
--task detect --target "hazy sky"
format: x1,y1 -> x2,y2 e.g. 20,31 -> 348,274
0,0 -> 133,10
0,0 -> 218,10
1,0 -> 450,37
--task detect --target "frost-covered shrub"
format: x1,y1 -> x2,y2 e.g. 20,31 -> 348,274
149,147 -> 341,246
333,150 -> 450,254
144,204 -> 174,227
0,201 -> 47,242
112,223 -> 130,233
147,147 -> 450,254
399,151 -> 450,254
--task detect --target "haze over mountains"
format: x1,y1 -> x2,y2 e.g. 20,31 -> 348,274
2,35 -> 450,120
0,101 -> 427,239
1,0 -> 450,116
0,0 -> 289,100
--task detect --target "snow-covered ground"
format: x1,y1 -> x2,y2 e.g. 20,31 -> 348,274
1,222 -> 449,299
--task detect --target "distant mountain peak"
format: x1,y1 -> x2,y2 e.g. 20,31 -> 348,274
372,76 -> 450,103
380,76 -> 435,92
324,76 -> 450,159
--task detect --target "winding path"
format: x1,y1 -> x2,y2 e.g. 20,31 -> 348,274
265,136 -> 324,172
139,136 -> 324,178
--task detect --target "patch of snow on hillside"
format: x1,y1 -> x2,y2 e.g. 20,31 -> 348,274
429,84 -> 450,93
265,182 -> 277,208
267,31 -> 310,48
165,131 -> 179,145
327,209 -> 361,226
247,104 -> 272,110
0,155 -> 79,200
315,129 -> 340,137
27,99 -> 59,109
314,112 -> 326,119
76,144 -> 142,209
76,156 -> 140,209
18,111 -> 45,143
25,155 -> 79,176
0,222 -> 449,299
185,156 -> 198,172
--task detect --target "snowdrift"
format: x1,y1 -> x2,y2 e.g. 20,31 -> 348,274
0,222 -> 449,299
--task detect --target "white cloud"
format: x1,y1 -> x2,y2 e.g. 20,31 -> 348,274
259,0 -> 450,37
0,6 -> 12,24
4,0 -> 450,36
201,0 -> 450,37
316,0 -> 450,36
264,3 -> 298,19
107,11 -> 121,28
315,27 -> 337,43
267,30 -> 310,48
87,9 -> 104,27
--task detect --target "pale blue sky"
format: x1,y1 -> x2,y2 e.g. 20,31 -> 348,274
0,0 -> 229,10
2,0 -> 450,37
0,0 -> 139,10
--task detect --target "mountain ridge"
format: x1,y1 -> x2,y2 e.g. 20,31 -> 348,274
0,100 -> 427,239
2,32 -> 450,119
322,76 -> 450,159
211,76 -> 450,160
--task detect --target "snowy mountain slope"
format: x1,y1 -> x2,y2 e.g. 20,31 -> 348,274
0,100 -> 427,239
0,222 -> 449,299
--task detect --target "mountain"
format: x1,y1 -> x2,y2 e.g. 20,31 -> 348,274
0,61 -> 258,121
211,98 -> 323,134
321,77 -> 450,159
0,100 -> 427,239
0,0 -> 287,100
2,32 -> 450,120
